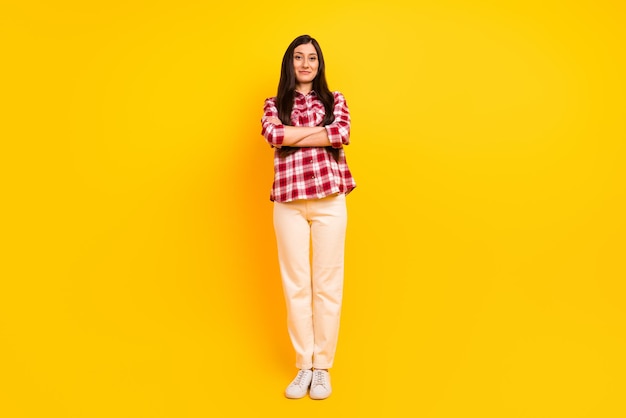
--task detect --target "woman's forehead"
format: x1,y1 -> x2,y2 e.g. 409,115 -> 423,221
294,43 -> 317,55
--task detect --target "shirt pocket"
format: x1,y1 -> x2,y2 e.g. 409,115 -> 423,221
313,108 -> 325,126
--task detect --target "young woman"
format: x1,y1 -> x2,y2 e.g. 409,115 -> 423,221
261,34 -> 356,400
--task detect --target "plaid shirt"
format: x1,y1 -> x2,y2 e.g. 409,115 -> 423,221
261,91 -> 356,202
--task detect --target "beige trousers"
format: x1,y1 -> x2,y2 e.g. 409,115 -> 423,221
273,193 -> 347,370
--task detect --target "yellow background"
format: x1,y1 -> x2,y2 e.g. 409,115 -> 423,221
2,0 -> 625,417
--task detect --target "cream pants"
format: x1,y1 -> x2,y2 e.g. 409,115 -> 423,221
273,193 -> 347,370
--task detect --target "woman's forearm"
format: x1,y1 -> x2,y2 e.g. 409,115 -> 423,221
282,126 -> 328,146
289,129 -> 332,147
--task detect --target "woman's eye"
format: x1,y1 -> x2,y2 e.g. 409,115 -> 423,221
310,57 -> 317,61
294,56 -> 302,60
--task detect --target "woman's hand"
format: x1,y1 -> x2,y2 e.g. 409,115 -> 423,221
268,116 -> 282,125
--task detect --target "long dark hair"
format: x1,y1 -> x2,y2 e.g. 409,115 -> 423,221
276,35 -> 335,127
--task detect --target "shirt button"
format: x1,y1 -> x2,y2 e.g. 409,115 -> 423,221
309,159 -> 313,163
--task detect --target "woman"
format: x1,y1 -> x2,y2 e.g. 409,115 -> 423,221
261,34 -> 356,400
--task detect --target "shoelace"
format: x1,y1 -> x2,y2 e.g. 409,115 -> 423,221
312,371 -> 328,388
292,370 -> 310,387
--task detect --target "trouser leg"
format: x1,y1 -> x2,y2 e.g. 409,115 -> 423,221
273,200 -> 313,369
309,194 -> 347,369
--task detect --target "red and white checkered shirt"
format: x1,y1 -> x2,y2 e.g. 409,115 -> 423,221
261,90 -> 356,203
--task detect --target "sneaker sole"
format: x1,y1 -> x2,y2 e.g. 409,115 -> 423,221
309,391 -> 332,400
285,390 -> 309,399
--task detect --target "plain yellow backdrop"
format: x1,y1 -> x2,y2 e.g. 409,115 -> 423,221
2,0 -> 625,417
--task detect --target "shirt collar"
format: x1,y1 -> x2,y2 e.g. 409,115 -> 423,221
294,89 -> 317,97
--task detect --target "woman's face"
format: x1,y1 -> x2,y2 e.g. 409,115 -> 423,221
293,43 -> 319,86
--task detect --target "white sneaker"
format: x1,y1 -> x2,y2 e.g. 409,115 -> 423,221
285,369 -> 313,399
309,369 -> 332,400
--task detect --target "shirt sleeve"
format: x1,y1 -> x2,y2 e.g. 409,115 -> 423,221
260,97 -> 284,148
325,91 -> 351,149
